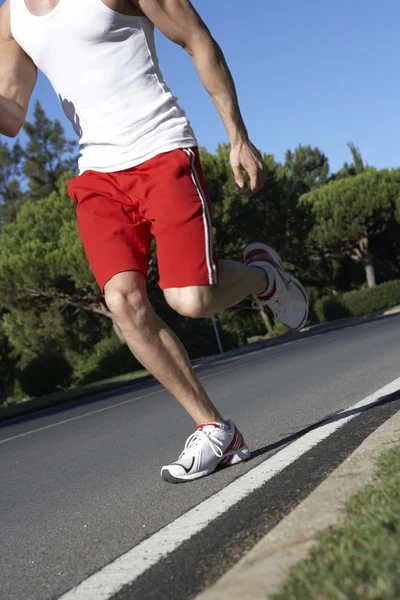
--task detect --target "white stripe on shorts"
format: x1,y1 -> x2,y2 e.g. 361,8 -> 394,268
184,148 -> 217,285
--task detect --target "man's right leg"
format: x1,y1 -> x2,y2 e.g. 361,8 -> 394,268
104,270 -> 224,427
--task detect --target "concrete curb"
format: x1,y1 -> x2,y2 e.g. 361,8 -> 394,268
196,409 -> 400,600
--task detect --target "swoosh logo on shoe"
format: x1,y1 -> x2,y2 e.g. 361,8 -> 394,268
181,457 -> 195,474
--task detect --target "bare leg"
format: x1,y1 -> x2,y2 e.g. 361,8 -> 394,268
105,271 -> 223,426
164,259 -> 269,318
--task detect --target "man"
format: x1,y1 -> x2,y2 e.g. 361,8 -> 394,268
0,0 -> 309,483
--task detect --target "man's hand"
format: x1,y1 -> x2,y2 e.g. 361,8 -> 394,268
230,140 -> 266,197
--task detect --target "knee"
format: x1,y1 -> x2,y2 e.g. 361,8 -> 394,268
105,284 -> 150,327
164,287 -> 213,319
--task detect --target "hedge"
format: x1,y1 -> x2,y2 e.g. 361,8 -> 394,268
314,280 -> 400,323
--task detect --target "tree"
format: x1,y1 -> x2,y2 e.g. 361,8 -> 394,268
0,172 -> 121,367
22,101 -> 77,201
334,142 -> 366,180
0,140 -> 24,225
302,170 -> 400,287
285,145 -> 330,192
0,316 -> 16,404
0,102 -> 77,227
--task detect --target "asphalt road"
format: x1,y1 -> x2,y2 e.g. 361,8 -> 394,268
1,314 -> 400,600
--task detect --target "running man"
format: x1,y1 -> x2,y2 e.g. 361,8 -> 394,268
0,0 -> 309,483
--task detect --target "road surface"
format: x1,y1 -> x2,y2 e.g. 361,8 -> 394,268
1,314 -> 400,600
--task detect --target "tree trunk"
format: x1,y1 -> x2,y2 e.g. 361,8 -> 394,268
352,237 -> 376,288
258,305 -> 274,335
364,261 -> 376,288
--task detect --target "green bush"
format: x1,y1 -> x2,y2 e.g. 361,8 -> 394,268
171,316 -> 238,358
314,280 -> 400,323
342,280 -> 400,316
18,352 -> 73,397
0,318 -> 16,404
314,295 -> 353,323
219,307 -> 267,344
72,335 -> 140,386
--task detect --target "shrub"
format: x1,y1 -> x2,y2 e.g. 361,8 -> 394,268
72,335 -> 140,386
342,280 -> 400,317
314,280 -> 400,323
314,296 -> 353,323
174,316 -> 238,358
18,352 -> 73,397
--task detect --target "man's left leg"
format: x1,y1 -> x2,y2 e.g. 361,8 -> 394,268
164,258 -> 268,317
164,250 -> 309,331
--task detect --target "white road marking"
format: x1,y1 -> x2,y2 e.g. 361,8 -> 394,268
0,353 -> 272,445
0,388 -> 166,445
58,377 -> 400,600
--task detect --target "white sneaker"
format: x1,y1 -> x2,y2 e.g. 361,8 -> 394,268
161,420 -> 250,484
244,242 -> 309,330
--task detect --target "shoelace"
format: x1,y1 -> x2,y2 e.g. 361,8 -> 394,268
179,428 -> 225,460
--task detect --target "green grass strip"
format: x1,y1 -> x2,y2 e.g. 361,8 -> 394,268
271,443 -> 400,600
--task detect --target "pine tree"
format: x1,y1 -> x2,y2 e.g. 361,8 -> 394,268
22,101 -> 77,201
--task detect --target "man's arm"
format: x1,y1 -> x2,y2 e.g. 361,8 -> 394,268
0,0 -> 37,138
134,0 -> 265,194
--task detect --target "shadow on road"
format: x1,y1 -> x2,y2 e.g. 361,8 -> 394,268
250,388 -> 400,461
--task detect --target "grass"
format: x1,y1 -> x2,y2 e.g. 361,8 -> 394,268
271,443 -> 400,600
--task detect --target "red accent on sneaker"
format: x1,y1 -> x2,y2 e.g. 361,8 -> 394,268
223,426 -> 245,456
197,423 -> 221,430
258,279 -> 277,302
219,458 -> 248,469
246,251 -> 273,266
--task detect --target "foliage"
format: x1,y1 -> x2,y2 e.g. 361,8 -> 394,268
302,169 -> 400,287
22,102 -> 77,201
285,144 -> 330,192
170,314 -> 238,359
302,169 -> 400,249
18,352 -> 73,397
71,334 -> 141,386
0,101 -> 77,229
0,140 -> 24,225
314,280 -> 400,322
342,280 -> 400,317
314,295 -> 352,323
0,316 -> 17,403
333,142 -> 366,180
0,172 -> 111,369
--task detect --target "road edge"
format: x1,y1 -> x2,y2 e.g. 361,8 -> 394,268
196,408 -> 400,600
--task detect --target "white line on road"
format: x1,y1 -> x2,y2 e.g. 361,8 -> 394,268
0,353 -> 273,445
58,377 -> 400,600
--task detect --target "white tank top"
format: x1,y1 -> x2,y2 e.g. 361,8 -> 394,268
10,0 -> 197,173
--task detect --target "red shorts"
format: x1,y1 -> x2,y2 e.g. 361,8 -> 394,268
67,148 -> 218,292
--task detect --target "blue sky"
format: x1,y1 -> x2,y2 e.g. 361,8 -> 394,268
2,0 -> 400,172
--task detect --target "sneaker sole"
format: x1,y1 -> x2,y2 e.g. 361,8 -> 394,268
161,445 -> 251,484
245,243 -> 309,331
286,273 -> 309,330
